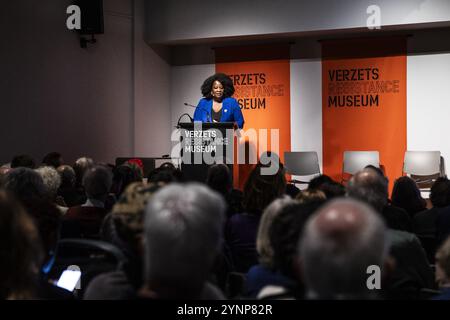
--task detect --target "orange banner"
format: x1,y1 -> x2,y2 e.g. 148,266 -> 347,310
216,56 -> 291,189
322,38 -> 407,192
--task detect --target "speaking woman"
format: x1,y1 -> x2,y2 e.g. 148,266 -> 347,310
193,73 -> 245,129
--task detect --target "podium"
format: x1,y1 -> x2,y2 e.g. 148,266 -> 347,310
177,122 -> 236,183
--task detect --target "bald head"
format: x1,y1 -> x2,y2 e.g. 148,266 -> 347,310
314,199 -> 369,242
347,168 -> 388,212
299,198 -> 388,299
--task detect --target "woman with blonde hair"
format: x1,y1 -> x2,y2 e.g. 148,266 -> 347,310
245,196 -> 297,298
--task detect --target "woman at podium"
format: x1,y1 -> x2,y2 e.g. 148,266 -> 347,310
193,73 -> 245,129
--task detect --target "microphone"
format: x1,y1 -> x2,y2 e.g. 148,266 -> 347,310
175,113 -> 193,128
184,102 -> 197,108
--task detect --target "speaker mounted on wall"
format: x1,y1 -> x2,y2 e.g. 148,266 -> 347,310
74,0 -> 104,48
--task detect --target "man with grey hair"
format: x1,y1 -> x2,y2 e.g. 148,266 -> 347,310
347,167 -> 411,231
36,166 -> 68,214
73,157 -> 94,187
346,168 -> 435,298
299,198 -> 389,299
140,183 -> 225,299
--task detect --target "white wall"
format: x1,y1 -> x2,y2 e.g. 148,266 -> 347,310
134,0 -> 171,158
290,59 -> 323,170
170,65 -> 215,127
407,53 -> 450,169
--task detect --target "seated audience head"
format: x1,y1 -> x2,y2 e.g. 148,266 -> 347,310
364,165 -> 385,177
35,166 -> 61,200
243,162 -> 286,215
308,174 -> 333,190
391,176 -> 426,215
206,164 -> 232,195
105,182 -> 162,257
3,167 -> 47,203
11,154 -> 36,169
42,152 -> 63,168
57,165 -> 76,189
307,175 -> 345,200
256,196 -> 297,268
299,198 -> 389,299
435,236 -> 450,288
111,164 -> 142,198
318,182 -> 346,200
270,200 -> 326,281
347,168 -> 388,213
4,168 -> 60,264
0,191 -> 43,299
0,165 -> 11,186
73,157 -> 94,187
430,177 -> 450,208
83,165 -> 113,203
147,162 -> 182,184
142,183 -> 225,299
296,189 -> 327,204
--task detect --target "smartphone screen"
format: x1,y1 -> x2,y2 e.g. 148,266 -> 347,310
56,270 -> 81,292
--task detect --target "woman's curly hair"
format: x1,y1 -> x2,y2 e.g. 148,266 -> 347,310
201,73 -> 235,99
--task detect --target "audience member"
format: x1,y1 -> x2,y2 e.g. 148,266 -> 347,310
307,174 -> 333,190
414,177 -> 450,237
111,164 -> 142,199
42,152 -> 63,169
0,191 -> 43,299
257,200 -> 325,299
73,157 -> 94,188
317,181 -> 346,200
0,165 -> 11,186
433,236 -> 450,300
206,163 -> 243,219
84,182 -> 162,300
299,198 -> 389,299
246,196 -> 296,298
2,167 -> 74,298
225,162 -> 286,273
413,177 -> 450,263
391,176 -> 427,218
347,168 -> 435,299
147,162 -> 182,184
36,166 -> 68,214
3,167 -> 48,203
347,167 -> 412,232
57,165 -> 85,206
62,165 -> 112,239
139,183 -> 225,299
296,189 -> 326,204
11,154 -> 36,169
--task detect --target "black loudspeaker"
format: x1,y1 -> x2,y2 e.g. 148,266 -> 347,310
76,0 -> 104,35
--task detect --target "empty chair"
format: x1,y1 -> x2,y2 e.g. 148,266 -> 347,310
403,151 -> 444,193
284,151 -> 320,185
342,151 -> 380,183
